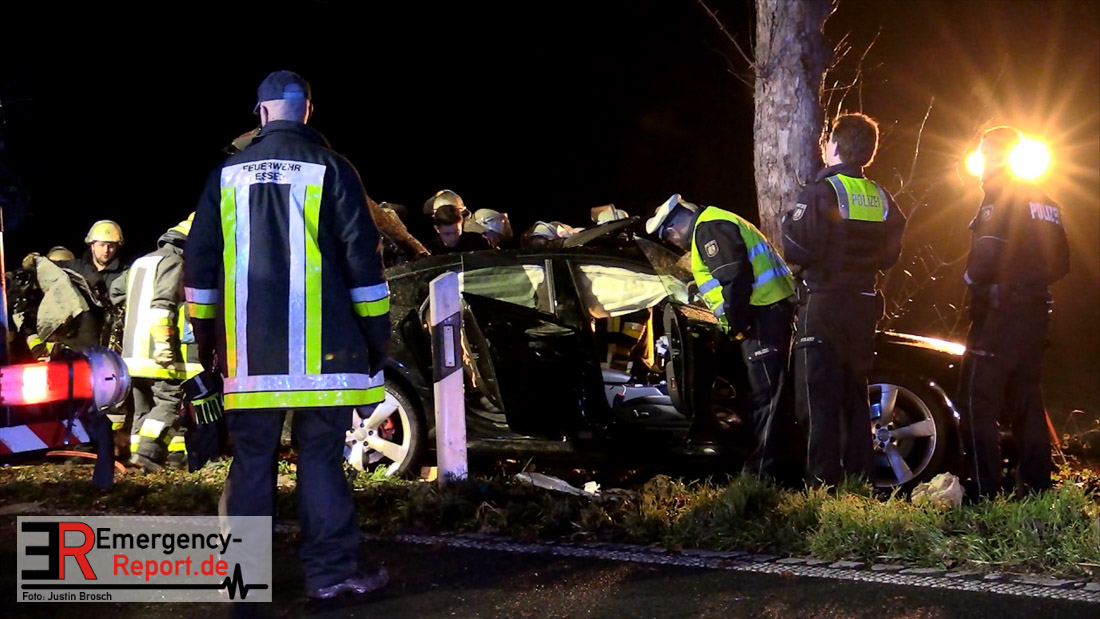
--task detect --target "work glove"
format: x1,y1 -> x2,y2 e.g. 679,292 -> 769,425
191,392 -> 224,425
150,324 -> 176,366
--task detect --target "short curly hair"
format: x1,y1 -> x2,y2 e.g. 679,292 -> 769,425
829,113 -> 880,168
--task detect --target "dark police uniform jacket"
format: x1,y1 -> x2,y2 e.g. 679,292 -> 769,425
964,174 -> 1069,303
183,120 -> 391,411
781,163 -> 906,292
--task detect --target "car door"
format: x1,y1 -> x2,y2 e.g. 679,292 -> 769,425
460,260 -> 596,438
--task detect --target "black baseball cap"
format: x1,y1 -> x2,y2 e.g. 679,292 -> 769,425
254,70 -> 312,113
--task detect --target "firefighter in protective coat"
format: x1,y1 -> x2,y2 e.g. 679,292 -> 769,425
957,126 -> 1069,500
647,195 -> 798,482
184,70 -> 391,599
781,113 -> 907,486
121,215 -> 205,471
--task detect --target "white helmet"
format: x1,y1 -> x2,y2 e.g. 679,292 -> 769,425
595,206 -> 630,224
422,189 -> 468,216
471,209 -> 507,235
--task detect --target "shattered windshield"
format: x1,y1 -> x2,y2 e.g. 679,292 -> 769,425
635,237 -> 698,308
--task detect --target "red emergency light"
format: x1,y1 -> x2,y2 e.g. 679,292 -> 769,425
0,360 -> 94,405
0,348 -> 130,410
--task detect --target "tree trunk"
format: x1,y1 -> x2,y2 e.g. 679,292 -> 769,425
753,0 -> 833,248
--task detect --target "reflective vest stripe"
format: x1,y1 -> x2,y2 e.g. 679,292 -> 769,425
305,184 -> 324,375
185,288 -> 218,320
225,386 -> 385,410
188,303 -> 216,319
350,283 -> 390,317
826,175 -> 888,222
220,186 -> 239,378
122,256 -> 161,360
354,298 -> 390,317
698,279 -> 721,294
225,372 -> 382,393
283,164 -> 327,377
185,287 -> 219,304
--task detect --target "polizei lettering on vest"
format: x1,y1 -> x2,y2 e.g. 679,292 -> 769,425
850,192 -> 882,208
1028,201 -> 1061,225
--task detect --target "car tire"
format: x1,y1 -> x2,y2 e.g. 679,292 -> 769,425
867,372 -> 955,489
345,379 -> 425,477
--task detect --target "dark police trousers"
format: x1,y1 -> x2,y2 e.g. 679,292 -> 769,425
741,300 -> 796,481
794,290 -> 882,485
958,299 -> 1052,499
221,406 -> 362,591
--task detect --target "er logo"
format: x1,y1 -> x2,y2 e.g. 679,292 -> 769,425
20,521 -> 98,580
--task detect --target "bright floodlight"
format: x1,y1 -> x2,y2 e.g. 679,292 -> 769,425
966,151 -> 984,176
1009,138 -> 1050,180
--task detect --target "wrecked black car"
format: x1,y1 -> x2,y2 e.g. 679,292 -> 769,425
348,219 -> 964,489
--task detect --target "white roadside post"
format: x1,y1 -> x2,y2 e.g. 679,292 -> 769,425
429,271 -> 467,483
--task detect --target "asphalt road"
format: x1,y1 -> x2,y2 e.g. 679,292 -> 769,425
4,526 -> 1096,619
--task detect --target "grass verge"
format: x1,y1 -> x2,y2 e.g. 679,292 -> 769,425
1,460 -> 1097,578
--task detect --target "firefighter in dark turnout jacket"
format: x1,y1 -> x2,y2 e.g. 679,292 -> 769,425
782,113 -> 907,486
647,195 -> 799,482
122,215 -> 205,470
958,126 -> 1069,500
184,70 -> 391,600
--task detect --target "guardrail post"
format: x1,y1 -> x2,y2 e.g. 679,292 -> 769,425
429,271 -> 467,483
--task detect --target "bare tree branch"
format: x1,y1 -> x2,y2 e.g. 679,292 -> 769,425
696,0 -> 756,70
902,97 -> 935,191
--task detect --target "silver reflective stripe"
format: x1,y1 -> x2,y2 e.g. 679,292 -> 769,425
876,185 -> 890,219
184,287 -> 219,304
284,163 -> 327,376
224,372 -> 383,394
698,279 -> 721,294
288,184 -> 306,376
826,176 -> 850,220
124,255 -> 163,361
350,283 -> 390,302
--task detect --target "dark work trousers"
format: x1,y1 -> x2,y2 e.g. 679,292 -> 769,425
221,406 -> 363,591
957,300 -> 1052,499
794,290 -> 882,486
131,377 -> 185,464
741,300 -> 796,482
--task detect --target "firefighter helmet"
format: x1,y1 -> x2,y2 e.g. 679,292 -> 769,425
470,209 -> 507,235
46,246 -> 75,261
422,189 -> 468,216
85,220 -> 124,246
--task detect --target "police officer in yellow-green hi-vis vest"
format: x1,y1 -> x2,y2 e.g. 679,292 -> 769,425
781,113 -> 907,487
120,214 -> 204,472
647,194 -> 799,484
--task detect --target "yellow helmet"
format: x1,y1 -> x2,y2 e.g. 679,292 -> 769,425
170,213 -> 195,237
85,220 -> 124,245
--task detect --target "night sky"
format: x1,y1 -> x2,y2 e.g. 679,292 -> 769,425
3,1 -> 1098,411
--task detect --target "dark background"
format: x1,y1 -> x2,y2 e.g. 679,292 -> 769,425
2,1 -> 1097,419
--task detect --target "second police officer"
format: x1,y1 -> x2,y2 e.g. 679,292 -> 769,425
781,113 -> 907,487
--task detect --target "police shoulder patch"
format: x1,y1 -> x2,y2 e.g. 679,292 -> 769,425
704,240 -> 719,257
792,203 -> 807,221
